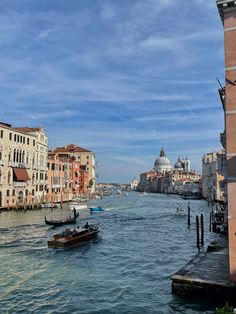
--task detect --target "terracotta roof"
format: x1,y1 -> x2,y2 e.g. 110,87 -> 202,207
53,144 -> 91,153
14,127 -> 43,132
175,178 -> 193,182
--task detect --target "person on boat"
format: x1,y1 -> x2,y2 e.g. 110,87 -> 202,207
73,208 -> 77,218
84,222 -> 89,229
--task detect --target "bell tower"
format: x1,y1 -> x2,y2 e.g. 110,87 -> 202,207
217,0 -> 236,282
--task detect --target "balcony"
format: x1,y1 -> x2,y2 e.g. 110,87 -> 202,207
52,184 -> 63,189
13,182 -> 27,188
9,162 -> 29,168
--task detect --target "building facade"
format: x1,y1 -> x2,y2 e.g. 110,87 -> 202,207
202,150 -> 226,202
138,148 -> 201,195
0,122 -> 48,209
217,0 -> 236,281
50,144 -> 95,193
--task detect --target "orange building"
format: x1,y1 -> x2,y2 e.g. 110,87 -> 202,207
46,152 -> 88,203
217,0 -> 236,281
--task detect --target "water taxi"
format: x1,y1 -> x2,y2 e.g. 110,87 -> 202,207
47,223 -> 100,249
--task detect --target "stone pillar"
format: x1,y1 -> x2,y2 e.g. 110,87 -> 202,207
217,0 -> 236,282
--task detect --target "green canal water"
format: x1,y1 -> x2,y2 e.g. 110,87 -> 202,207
0,192 -> 219,313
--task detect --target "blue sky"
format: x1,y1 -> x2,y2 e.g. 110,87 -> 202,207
0,0 -> 225,183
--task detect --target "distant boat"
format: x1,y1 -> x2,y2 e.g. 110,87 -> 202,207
47,223 -> 100,249
117,190 -> 122,195
69,201 -> 87,211
90,207 -> 104,212
179,195 -> 202,200
123,192 -> 128,196
140,192 -> 147,196
41,202 -> 58,209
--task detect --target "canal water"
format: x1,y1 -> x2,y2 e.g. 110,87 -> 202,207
0,192 -> 217,313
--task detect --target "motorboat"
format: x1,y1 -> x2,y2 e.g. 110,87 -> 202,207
69,201 -> 88,211
41,202 -> 58,209
47,223 -> 100,249
45,211 -> 79,227
90,206 -> 104,212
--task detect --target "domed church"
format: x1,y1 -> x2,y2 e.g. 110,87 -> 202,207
153,147 -> 172,173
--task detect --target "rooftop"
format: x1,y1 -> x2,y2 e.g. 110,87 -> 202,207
216,0 -> 236,22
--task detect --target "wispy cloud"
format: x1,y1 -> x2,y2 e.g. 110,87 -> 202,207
0,0 -> 224,182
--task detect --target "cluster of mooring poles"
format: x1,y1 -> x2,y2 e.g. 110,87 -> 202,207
187,202 -> 204,250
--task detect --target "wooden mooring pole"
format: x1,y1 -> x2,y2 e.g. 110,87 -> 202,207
209,211 -> 212,232
200,214 -> 204,246
196,215 -> 200,250
187,202 -> 191,227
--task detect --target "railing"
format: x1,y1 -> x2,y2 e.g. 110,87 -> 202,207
13,182 -> 27,187
9,162 -> 29,168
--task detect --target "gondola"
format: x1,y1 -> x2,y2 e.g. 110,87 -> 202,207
45,212 -> 79,227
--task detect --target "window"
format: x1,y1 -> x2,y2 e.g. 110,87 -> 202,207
27,138 -> 29,145
14,134 -> 17,141
32,189 -> 34,196
33,140 -> 35,146
6,190 -> 10,196
12,190 -> 15,196
9,133 -> 12,140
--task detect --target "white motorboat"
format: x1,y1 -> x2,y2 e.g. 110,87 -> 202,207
69,201 -> 88,211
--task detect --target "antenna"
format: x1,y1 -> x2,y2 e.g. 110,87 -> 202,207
216,77 -> 224,89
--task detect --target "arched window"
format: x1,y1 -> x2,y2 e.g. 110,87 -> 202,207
0,170 -> 2,184
32,173 -> 35,185
8,170 -> 11,184
22,151 -> 25,164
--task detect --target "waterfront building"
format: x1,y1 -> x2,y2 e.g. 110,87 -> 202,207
0,122 -> 48,209
130,177 -> 139,190
50,144 -> 95,193
138,170 -> 157,192
217,0 -> 236,281
202,150 -> 226,202
138,148 -> 200,194
46,153 -> 88,203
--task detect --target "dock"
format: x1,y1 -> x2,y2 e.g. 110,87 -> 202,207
171,236 -> 236,304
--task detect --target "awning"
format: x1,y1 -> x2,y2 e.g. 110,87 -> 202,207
12,167 -> 30,182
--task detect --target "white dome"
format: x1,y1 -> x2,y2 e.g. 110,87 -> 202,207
153,148 -> 172,173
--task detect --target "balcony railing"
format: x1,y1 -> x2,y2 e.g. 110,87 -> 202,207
8,162 -> 29,168
13,182 -> 27,187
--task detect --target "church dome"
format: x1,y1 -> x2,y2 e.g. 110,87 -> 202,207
153,148 -> 172,173
174,157 -> 183,169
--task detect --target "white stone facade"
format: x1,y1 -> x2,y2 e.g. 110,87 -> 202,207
0,122 -> 48,208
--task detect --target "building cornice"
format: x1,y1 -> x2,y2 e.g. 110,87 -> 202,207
217,0 -> 236,23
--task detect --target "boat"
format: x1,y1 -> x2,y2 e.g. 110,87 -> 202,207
69,201 -> 88,211
90,206 -> 104,212
179,195 -> 202,200
45,211 -> 79,227
47,223 -> 100,249
41,202 -> 58,209
117,190 -> 122,195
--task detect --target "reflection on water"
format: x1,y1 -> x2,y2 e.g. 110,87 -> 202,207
0,192 -> 216,313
